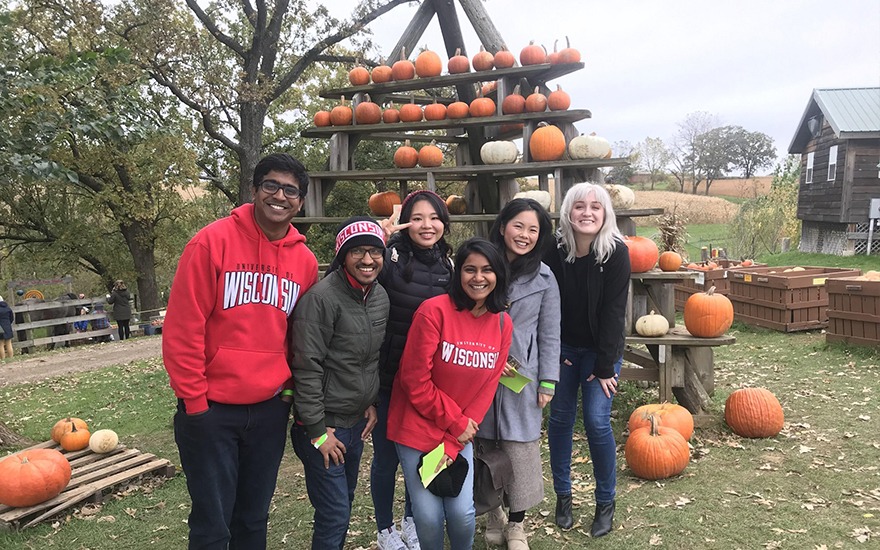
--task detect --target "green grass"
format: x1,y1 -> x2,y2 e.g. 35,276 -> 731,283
2,324 -> 879,548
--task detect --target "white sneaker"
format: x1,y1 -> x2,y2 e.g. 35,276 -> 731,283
401,516 -> 421,550
485,506 -> 507,546
377,526 -> 407,550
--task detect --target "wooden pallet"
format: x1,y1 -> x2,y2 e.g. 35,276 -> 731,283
0,440 -> 176,531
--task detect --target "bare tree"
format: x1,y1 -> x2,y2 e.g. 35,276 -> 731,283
637,137 -> 670,190
669,112 -> 719,194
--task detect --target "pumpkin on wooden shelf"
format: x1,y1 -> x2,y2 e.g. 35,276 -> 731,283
348,64 -> 370,86
480,140 -> 519,165
469,96 -> 496,118
0,449 -> 71,507
624,415 -> 690,480
568,133 -> 612,159
480,80 -> 498,97
628,403 -> 694,441
382,103 -> 400,123
604,183 -> 636,210
329,97 -> 353,126
547,39 -> 560,65
448,47 -> 470,74
51,416 -> 88,443
89,429 -> 119,454
371,59 -> 393,83
658,251 -> 683,272
415,47 -> 442,78
513,190 -> 551,210
369,190 -> 402,216
501,84 -> 526,115
520,40 -> 547,65
399,98 -> 424,123
60,422 -> 91,451
472,45 -> 495,71
418,140 -> 444,168
724,388 -> 784,438
548,84 -> 571,111
683,286 -> 734,338
635,310 -> 669,337
556,36 -> 582,64
354,94 -> 382,125
623,235 -> 659,273
447,100 -> 470,119
423,99 -> 447,121
446,195 -> 468,215
393,140 -> 419,169
525,86 -> 548,113
313,110 -> 331,127
391,47 -> 415,81
493,45 -> 516,69
529,122 -> 565,161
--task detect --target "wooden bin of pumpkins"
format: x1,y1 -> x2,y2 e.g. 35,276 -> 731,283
825,272 -> 880,347
303,41 -> 628,221
673,258 -> 764,311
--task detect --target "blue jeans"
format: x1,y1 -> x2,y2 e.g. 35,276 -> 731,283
291,420 -> 366,550
548,344 -> 622,504
173,396 -> 291,550
370,388 -> 413,530
396,442 -> 475,550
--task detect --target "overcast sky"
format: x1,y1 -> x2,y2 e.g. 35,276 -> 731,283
330,0 -> 879,174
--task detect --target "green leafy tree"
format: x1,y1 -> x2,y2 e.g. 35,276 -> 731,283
693,126 -> 735,195
727,126 -> 777,179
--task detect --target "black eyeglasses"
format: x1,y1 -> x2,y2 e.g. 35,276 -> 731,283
259,179 -> 302,199
349,247 -> 384,260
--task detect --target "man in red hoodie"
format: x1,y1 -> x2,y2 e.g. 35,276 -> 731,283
162,153 -> 318,550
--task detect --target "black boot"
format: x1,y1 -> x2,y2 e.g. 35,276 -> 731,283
555,493 -> 573,529
590,501 -> 615,537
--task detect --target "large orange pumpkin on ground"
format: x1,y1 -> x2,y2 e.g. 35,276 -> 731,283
724,388 -> 784,438
0,449 -> 72,507
369,191 -> 401,217
624,415 -> 690,480
683,286 -> 734,337
623,236 -> 659,273
628,403 -> 694,441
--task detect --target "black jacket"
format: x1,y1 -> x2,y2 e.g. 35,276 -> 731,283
544,238 -> 631,379
107,289 -> 132,321
0,300 -> 13,339
377,237 -> 452,390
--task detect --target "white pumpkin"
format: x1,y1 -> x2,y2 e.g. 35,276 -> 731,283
568,133 -> 611,159
88,429 -> 119,453
635,310 -> 669,337
513,190 -> 552,210
604,184 -> 635,210
480,140 -> 519,165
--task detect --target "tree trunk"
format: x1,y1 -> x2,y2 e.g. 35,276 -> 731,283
238,103 -> 268,205
0,421 -> 35,449
120,221 -> 161,312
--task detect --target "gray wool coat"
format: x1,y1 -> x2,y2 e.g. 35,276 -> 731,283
479,262 -> 561,442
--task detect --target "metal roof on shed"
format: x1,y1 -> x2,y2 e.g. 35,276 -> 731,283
788,87 -> 880,153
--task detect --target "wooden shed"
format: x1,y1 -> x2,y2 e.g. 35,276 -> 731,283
789,87 -> 880,255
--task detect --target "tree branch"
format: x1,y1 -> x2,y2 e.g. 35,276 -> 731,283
184,0 -> 246,58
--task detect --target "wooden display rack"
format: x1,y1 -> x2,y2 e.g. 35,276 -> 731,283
0,440 -> 175,531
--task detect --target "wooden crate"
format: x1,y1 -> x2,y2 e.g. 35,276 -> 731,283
826,277 -> 880,347
727,266 -> 861,332
674,260 -> 765,310
0,440 -> 175,530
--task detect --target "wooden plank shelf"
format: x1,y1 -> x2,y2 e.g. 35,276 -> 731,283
319,62 -> 585,100
301,109 -> 592,138
0,441 -> 175,531
292,208 -> 664,226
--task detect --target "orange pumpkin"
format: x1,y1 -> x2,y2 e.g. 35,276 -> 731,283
525,86 -> 548,113
354,94 -> 381,125
472,45 -> 495,71
369,191 -> 401,217
547,84 -> 571,111
446,195 -> 467,215
348,65 -> 370,86
371,61 -> 393,84
493,45 -> 516,69
51,416 -> 88,443
313,110 -> 331,127
398,98 -> 423,123
623,235 -> 660,273
382,104 -> 400,123
60,422 -> 91,451
480,80 -> 498,97
528,122 -> 565,161
724,388 -> 784,438
0,449 -> 71,507
501,84 -> 526,115
391,47 -> 415,81
469,96 -> 496,118
415,47 -> 442,78
740,259 -> 754,267
329,96 -> 352,126
448,47 -> 470,74
658,251 -> 683,272
625,415 -> 690,480
557,36 -> 582,64
683,286 -> 734,338
393,140 -> 419,169
628,403 -> 694,441
447,101 -> 470,119
547,39 -> 560,65
417,140 -> 444,168
423,99 -> 447,121
519,40 -> 547,65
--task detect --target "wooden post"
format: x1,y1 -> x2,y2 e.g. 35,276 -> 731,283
456,0 -> 507,52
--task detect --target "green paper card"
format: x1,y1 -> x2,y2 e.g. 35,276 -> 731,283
419,442 -> 447,488
499,368 -> 532,393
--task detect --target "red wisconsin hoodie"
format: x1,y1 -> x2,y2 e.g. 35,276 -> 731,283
162,203 -> 318,414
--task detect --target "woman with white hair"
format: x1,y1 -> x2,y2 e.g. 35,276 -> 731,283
543,182 -> 631,538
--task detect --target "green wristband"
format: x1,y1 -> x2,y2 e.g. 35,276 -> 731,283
281,389 -> 294,397
540,381 -> 556,390
312,433 -> 328,449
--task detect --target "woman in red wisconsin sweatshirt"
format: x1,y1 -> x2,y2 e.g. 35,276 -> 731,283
388,237 -> 512,550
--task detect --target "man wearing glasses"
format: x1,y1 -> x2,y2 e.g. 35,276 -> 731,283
162,153 -> 319,549
290,216 -> 390,550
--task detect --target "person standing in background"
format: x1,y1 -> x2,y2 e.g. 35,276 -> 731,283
107,280 -> 132,341
0,296 -> 14,359
162,153 -> 318,550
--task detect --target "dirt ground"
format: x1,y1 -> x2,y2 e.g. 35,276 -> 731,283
0,336 -> 163,387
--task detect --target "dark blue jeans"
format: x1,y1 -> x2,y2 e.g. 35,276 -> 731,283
174,396 -> 291,550
370,387 -> 413,530
291,419 -> 366,550
548,344 -> 622,504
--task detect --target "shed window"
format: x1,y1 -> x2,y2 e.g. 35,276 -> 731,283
806,152 -> 814,184
827,145 -> 838,181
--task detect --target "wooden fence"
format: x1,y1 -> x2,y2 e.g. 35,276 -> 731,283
12,297 -> 115,352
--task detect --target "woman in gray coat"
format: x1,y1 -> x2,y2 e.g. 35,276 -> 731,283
479,198 -> 561,550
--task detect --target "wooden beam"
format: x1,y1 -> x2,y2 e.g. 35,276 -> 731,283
386,0 -> 436,65
456,0 -> 506,52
